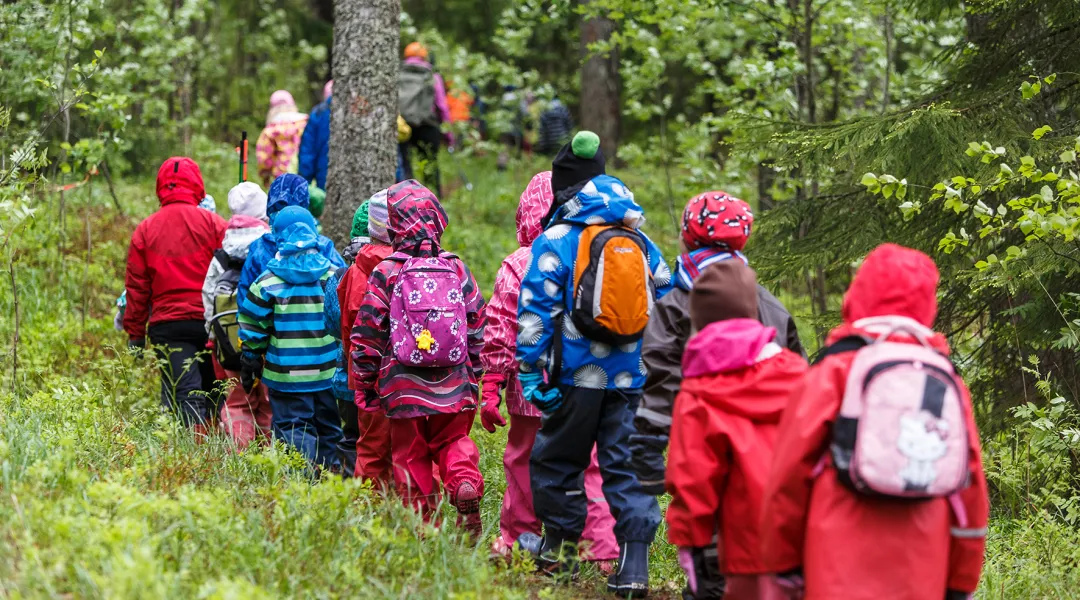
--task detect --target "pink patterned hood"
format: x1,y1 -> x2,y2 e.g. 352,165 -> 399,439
682,318 -> 780,378
517,171 -> 554,247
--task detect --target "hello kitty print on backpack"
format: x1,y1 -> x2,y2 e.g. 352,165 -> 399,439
389,252 -> 469,368
827,322 -> 970,499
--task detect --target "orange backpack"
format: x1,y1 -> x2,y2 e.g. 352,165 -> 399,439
569,224 -> 656,345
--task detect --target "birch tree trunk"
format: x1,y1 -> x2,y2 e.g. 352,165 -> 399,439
579,1 -> 620,159
325,0 -> 400,245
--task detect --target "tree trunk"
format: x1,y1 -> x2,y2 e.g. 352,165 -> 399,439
325,0 -> 401,245
579,0 -> 620,159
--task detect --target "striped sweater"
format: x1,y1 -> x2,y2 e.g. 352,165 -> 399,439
239,268 -> 338,392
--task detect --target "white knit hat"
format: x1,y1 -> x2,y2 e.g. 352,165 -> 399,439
227,181 -> 268,221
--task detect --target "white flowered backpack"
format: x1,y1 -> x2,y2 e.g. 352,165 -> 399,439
389,252 -> 468,368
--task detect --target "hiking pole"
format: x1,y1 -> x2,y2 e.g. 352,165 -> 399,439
236,131 -> 249,183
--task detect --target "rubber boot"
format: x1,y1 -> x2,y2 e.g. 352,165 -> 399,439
608,542 -> 650,598
453,481 -> 483,539
517,531 -> 580,581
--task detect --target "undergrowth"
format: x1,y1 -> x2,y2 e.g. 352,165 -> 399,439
0,150 -> 1073,598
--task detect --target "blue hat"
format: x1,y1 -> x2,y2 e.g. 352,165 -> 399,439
273,206 -> 317,242
267,173 -> 310,217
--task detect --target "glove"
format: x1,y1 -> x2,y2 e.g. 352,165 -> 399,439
520,370 -> 563,413
677,546 -> 725,599
239,351 -> 264,394
480,375 -> 507,433
629,433 -> 669,496
774,568 -> 805,600
128,338 -> 145,360
331,367 -> 351,402
946,591 -> 973,600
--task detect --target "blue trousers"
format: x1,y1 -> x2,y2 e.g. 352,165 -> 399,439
530,386 -> 661,543
268,388 -> 343,469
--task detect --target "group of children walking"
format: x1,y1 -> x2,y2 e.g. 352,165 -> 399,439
124,130 -> 988,599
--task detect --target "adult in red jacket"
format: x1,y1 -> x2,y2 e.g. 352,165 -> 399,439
124,157 -> 227,430
760,243 -> 989,600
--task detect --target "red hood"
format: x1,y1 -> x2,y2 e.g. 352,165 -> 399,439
680,319 -> 804,423
843,243 -> 939,327
156,157 -> 205,206
517,171 -> 553,247
355,242 -> 392,271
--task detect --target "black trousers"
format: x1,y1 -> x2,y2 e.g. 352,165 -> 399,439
149,320 -> 218,427
530,386 -> 661,543
400,123 -> 442,196
338,399 -> 359,478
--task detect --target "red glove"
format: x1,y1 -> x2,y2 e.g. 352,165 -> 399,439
356,389 -> 381,413
480,374 -> 507,433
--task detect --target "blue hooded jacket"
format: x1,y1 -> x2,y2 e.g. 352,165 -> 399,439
238,214 -> 339,393
299,96 -> 331,189
237,174 -> 343,307
516,175 -> 672,390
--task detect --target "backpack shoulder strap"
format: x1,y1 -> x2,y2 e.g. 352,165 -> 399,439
811,335 -> 870,365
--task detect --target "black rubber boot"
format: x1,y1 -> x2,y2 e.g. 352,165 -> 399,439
517,531 -> 580,581
608,542 -> 650,598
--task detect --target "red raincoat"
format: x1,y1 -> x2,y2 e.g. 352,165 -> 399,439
760,244 -> 988,599
124,158 -> 226,340
339,242 -> 394,382
665,319 -> 808,574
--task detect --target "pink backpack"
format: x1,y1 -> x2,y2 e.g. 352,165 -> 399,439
388,252 -> 469,368
824,326 -> 969,499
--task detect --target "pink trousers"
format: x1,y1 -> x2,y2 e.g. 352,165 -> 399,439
724,575 -> 790,600
390,411 -> 483,517
217,366 -> 272,449
500,413 -> 618,560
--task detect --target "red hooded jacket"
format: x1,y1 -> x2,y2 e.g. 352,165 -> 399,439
124,158 -> 227,340
339,242 -> 393,388
665,319 -> 808,573
760,244 -> 989,599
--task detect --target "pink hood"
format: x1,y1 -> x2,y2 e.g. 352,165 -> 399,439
517,171 -> 554,247
682,318 -> 779,378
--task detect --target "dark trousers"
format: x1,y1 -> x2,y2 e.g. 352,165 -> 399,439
149,320 -> 217,427
269,388 -> 343,469
530,386 -> 661,544
338,399 -> 359,478
399,123 -> 441,196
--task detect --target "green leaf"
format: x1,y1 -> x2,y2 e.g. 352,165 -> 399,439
1007,245 -> 1022,258
1021,81 -> 1033,99
1045,73 -> 1057,84
860,172 -> 878,188
1033,125 -> 1053,140
1021,156 -> 1036,167
1062,150 -> 1077,164
974,260 -> 989,270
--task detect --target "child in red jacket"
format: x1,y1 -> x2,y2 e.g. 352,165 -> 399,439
666,261 -> 808,600
760,244 -> 989,600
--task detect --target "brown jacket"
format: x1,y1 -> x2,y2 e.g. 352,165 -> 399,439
634,284 -> 804,436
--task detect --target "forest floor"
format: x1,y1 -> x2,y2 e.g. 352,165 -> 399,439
0,148 -> 1077,598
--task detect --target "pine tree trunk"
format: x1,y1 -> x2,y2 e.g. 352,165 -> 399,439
579,0 -> 620,159
325,0 -> 400,245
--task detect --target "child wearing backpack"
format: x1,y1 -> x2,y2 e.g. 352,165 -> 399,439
350,180 -> 486,535
237,173 -> 344,310
338,192 -> 395,483
760,244 -> 988,600
202,181 -> 272,448
515,132 -> 670,597
238,207 -> 342,470
480,171 -> 618,565
665,261 -> 808,600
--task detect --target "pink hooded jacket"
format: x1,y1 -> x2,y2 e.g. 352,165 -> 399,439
480,172 -> 553,417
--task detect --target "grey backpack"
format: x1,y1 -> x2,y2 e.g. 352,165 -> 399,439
399,63 -> 437,127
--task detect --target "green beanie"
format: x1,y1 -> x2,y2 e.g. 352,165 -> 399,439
351,200 -> 371,239
571,131 -> 601,159
308,182 -> 326,218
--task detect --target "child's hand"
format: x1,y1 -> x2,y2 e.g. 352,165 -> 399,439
480,401 -> 506,432
239,351 -> 263,394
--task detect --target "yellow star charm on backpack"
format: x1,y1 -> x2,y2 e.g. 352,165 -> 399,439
415,329 -> 435,352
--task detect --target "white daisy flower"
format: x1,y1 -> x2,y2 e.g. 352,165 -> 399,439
448,348 -> 462,362
543,280 -> 561,298
581,180 -> 599,196
423,279 -> 438,293
410,323 -> 425,337
623,209 -> 645,229
590,341 -> 612,359
447,289 -> 463,304
612,183 -> 633,199
538,252 -> 562,272
562,315 -> 583,340
653,262 -> 672,287
544,224 -> 572,240
520,288 -> 534,307
585,215 -> 606,225
408,290 -> 423,305
410,350 -> 423,364
517,313 -> 544,346
614,371 -> 634,389
573,364 -> 608,389
620,341 -> 639,353
563,197 -> 584,217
